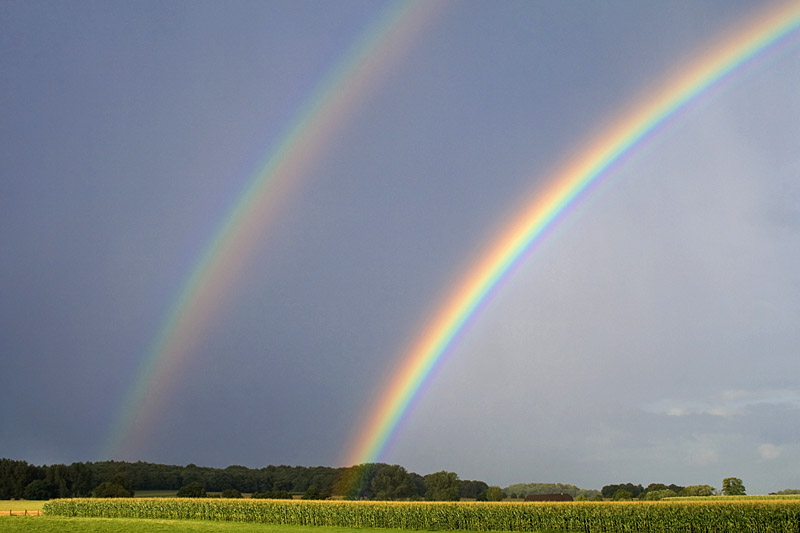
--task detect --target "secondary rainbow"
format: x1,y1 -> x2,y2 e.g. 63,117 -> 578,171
103,0 -> 439,459
344,1 -> 800,467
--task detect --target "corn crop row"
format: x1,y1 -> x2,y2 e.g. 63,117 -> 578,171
43,498 -> 800,532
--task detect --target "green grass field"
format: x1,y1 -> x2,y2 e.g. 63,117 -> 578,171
0,500 -> 46,515
0,517 -> 427,533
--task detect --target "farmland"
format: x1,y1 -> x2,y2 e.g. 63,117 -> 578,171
1,516 -> 385,533
0,500 -> 46,516
38,497 -> 800,532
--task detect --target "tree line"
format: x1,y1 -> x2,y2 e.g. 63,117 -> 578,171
0,458 -> 494,501
0,458 -> 761,502
600,479 -> 746,500
504,482 -> 600,500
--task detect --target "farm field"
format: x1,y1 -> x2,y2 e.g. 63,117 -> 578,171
43,497 -> 800,532
0,517 -> 395,533
0,500 -> 46,516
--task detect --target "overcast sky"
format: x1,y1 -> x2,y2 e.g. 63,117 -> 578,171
2,0 -> 799,495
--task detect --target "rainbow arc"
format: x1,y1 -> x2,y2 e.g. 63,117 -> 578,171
103,0 -> 439,459
343,1 -> 800,468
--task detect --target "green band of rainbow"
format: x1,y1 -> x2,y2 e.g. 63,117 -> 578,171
102,0 -> 439,459
344,1 -> 800,467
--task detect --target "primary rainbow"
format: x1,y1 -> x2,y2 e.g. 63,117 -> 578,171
344,1 -> 800,467
103,0 -> 439,459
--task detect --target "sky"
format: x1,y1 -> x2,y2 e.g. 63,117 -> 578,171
2,0 -> 799,495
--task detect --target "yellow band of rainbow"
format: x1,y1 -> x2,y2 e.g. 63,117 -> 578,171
343,1 -> 800,468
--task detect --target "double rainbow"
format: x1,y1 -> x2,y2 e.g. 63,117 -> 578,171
343,1 -> 800,467
103,0 -> 439,459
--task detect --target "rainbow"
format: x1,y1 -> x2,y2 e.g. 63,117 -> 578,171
344,1 -> 800,467
102,0 -> 440,459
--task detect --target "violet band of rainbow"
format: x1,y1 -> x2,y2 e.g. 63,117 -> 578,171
102,0 -> 439,460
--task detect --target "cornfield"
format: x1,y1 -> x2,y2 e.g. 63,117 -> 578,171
43,498 -> 800,532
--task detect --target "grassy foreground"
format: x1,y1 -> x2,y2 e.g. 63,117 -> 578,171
1,517 -> 410,533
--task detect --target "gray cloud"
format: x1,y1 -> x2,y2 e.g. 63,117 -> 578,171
1,0 -> 798,496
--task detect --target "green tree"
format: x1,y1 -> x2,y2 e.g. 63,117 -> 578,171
370,464 -> 414,500
485,486 -> 504,501
333,464 -> 376,500
510,482 -> 585,499
722,477 -> 745,496
177,481 -> 206,497
602,483 -> 643,499
302,486 -> 321,500
110,473 -> 134,497
577,489 -> 603,500
423,471 -> 460,501
251,490 -> 292,499
680,484 -> 716,497
0,459 -> 40,499
181,464 -> 203,486
68,462 -> 94,497
644,489 -> 677,501
23,479 -> 54,500
93,481 -> 132,497
460,480 -> 489,499
612,489 -> 633,501
644,483 -> 668,494
221,488 -> 242,498
45,464 -> 71,498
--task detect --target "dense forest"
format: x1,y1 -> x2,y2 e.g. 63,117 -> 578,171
0,458 -> 495,501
